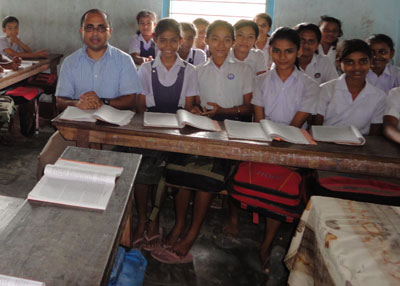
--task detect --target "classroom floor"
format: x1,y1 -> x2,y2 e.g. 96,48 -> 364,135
0,127 -> 294,286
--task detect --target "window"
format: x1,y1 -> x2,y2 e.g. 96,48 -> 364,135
166,0 -> 267,24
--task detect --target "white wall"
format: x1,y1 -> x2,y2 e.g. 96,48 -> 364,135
0,0 -> 162,57
272,0 -> 400,64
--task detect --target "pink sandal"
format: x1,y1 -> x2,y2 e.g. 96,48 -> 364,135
142,226 -> 163,251
151,247 -> 193,264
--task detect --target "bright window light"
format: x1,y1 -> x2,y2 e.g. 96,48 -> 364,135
169,0 -> 266,24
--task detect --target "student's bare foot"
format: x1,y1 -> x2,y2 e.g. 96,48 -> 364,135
172,235 -> 196,257
132,220 -> 146,248
260,241 -> 272,274
164,223 -> 186,248
143,220 -> 162,250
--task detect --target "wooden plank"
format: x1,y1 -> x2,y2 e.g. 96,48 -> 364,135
53,114 -> 400,178
0,146 -> 141,286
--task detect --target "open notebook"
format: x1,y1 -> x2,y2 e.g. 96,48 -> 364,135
0,274 -> 45,286
144,109 -> 221,131
60,105 -> 134,126
311,125 -> 366,145
28,158 -> 123,211
224,119 -> 316,145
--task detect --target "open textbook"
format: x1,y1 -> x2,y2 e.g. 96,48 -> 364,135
144,109 -> 221,131
0,274 -> 45,286
311,125 -> 366,145
59,105 -> 134,126
224,119 -> 316,145
28,158 -> 124,211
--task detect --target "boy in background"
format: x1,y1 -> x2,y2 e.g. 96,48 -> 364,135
0,16 -> 48,59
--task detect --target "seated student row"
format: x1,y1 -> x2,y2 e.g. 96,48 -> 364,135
36,9 -> 399,270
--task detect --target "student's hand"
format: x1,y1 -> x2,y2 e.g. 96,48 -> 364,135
12,56 -> 22,65
190,105 -> 204,115
147,56 -> 154,62
0,66 -> 3,73
35,50 -> 49,58
77,91 -> 102,110
201,102 -> 220,118
8,61 -> 20,71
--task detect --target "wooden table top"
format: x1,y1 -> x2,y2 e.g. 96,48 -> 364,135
0,146 -> 141,286
53,114 -> 400,178
0,53 -> 63,90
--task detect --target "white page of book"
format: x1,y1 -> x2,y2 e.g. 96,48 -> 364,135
92,105 -> 135,126
177,109 -> 220,131
224,119 -> 271,141
143,112 -> 179,128
55,158 -> 123,177
311,125 -> 365,145
261,120 -> 309,145
0,274 -> 45,286
59,106 -> 97,122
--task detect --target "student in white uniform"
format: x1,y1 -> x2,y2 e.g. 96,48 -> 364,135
129,10 -> 158,65
230,19 -> 266,76
294,23 -> 338,84
177,22 -> 207,66
254,13 -> 273,69
193,18 -> 209,56
366,34 -> 400,94
135,18 -> 199,251
315,39 -> 386,135
318,15 -> 343,64
152,20 -> 253,264
226,27 -> 319,273
383,87 -> 400,143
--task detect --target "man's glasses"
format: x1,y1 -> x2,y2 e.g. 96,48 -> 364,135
84,25 -> 109,33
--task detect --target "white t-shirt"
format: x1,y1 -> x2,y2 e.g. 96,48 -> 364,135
229,48 -> 267,76
367,64 -> 400,94
197,57 -> 253,109
0,36 -> 24,58
316,74 -> 386,134
128,33 -> 158,56
300,53 -> 338,84
251,68 -> 319,126
138,54 -> 199,108
318,44 -> 336,64
384,87 -> 400,128
183,48 -> 207,66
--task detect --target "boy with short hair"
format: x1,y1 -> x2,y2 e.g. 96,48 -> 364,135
0,16 -> 48,59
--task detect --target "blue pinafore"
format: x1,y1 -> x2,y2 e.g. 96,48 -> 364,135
140,40 -> 156,58
147,61 -> 186,113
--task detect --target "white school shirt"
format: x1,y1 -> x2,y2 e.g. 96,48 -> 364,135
300,53 -> 338,84
256,38 -> 272,70
183,48 -> 207,66
366,64 -> 400,94
229,48 -> 267,76
138,54 -> 199,108
128,33 -> 159,56
316,74 -> 386,135
251,68 -> 319,126
0,36 -> 24,58
384,87 -> 400,128
318,44 -> 336,64
197,57 -> 253,109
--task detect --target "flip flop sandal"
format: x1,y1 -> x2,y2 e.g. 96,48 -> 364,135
262,255 -> 271,274
151,247 -> 193,264
132,237 -> 145,250
142,226 -> 163,251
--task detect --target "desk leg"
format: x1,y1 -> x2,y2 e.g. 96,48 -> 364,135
120,196 -> 133,248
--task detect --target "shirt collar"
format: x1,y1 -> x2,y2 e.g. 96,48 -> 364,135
270,66 -> 300,82
79,43 -> 111,61
138,33 -> 153,44
337,73 -> 376,96
152,53 -> 185,69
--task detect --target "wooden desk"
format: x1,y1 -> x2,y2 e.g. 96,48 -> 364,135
0,54 -> 63,90
0,146 -> 141,286
52,114 -> 400,179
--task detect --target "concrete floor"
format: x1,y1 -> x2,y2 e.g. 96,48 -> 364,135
0,128 -> 294,286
